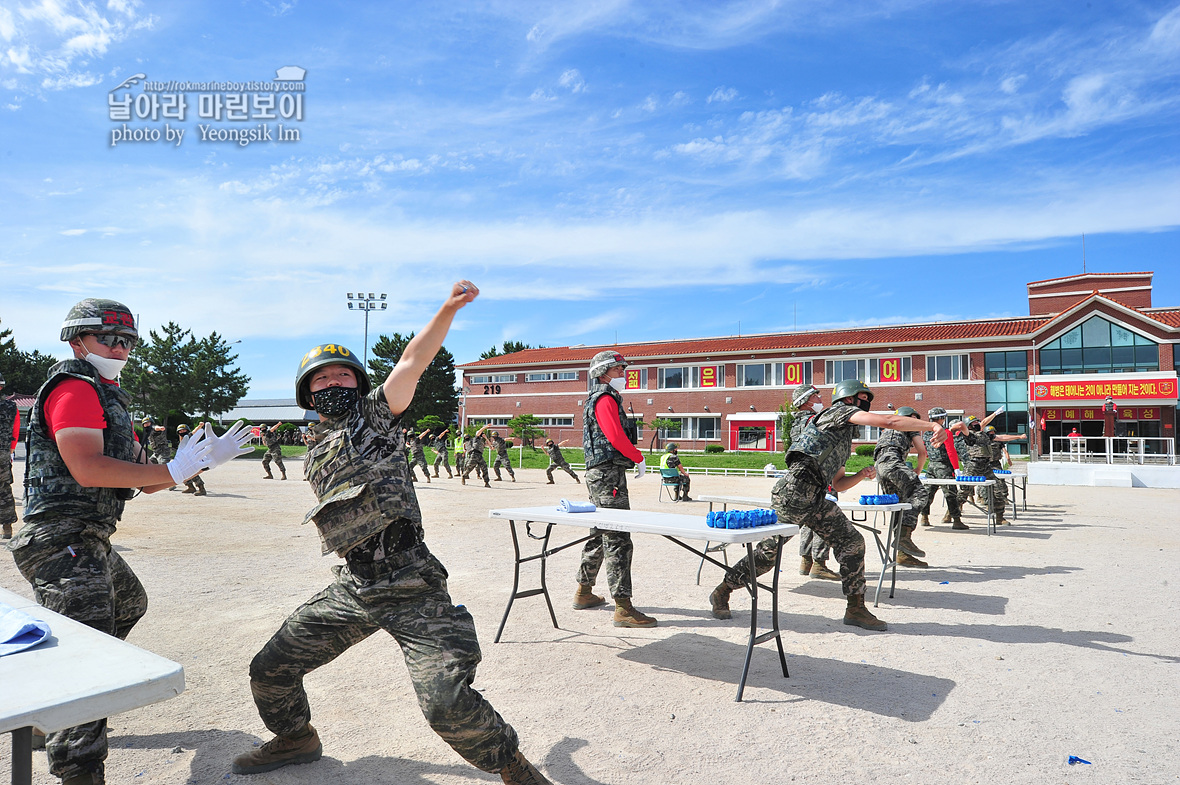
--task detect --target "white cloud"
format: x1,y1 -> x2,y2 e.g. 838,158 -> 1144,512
707,86 -> 737,103
558,67 -> 585,93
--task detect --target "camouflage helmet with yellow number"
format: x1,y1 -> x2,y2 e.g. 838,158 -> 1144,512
295,343 -> 371,409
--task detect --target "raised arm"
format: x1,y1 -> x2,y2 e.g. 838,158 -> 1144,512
850,410 -> 948,447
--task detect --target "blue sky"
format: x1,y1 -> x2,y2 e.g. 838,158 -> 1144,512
2,0 -> 1178,399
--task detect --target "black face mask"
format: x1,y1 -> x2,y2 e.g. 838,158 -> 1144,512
312,386 -> 359,417
856,398 -> 872,412
969,422 -> 981,431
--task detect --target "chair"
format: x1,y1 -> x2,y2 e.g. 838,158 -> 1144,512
658,468 -> 681,503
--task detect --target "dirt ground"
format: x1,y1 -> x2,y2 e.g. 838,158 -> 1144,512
2,459 -> 1179,785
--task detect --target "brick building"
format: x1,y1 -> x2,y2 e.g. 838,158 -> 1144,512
457,272 -> 1178,455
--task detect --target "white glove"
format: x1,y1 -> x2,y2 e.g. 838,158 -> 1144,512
995,405 -> 1004,414
203,422 -> 255,468
167,427 -> 214,483
635,459 -> 647,478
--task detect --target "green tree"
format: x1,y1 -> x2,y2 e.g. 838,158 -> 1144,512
643,417 -> 679,454
507,414 -> 545,449
122,322 -> 250,426
416,414 -> 447,433
0,318 -> 60,394
368,332 -> 459,426
479,340 -> 543,360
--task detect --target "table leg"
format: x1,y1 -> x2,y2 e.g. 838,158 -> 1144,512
873,509 -> 901,607
494,520 -> 559,643
11,726 -> 32,785
734,538 -> 788,702
1009,478 -> 1018,521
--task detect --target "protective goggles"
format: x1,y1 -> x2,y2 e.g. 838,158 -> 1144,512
86,333 -> 138,351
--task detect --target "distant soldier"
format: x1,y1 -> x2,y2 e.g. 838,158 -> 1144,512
489,430 -> 516,482
659,443 -> 691,501
0,372 -> 18,539
920,407 -> 966,529
144,417 -> 171,464
788,384 -> 839,581
262,422 -> 287,480
543,438 -> 579,484
959,416 -> 1022,525
431,428 -> 453,478
455,433 -> 468,476
873,407 -> 947,568
460,425 -> 491,487
176,424 -> 207,496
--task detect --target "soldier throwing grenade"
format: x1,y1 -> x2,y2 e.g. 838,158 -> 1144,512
233,281 -> 553,785
261,422 -> 287,480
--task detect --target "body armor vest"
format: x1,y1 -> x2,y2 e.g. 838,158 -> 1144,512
0,399 -> 16,459
873,428 -> 912,464
962,431 -> 991,469
23,360 -> 138,526
147,428 -> 170,456
583,384 -> 635,470
263,429 -> 280,450
302,391 -> 423,557
923,430 -> 951,464
785,402 -> 857,485
990,439 -> 1004,464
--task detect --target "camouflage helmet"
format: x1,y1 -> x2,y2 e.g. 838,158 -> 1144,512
831,379 -> 873,405
896,406 -> 920,418
985,425 -> 997,435
588,350 -> 627,379
948,419 -> 962,428
60,298 -> 138,342
141,416 -> 153,426
666,443 -> 678,452
791,384 -> 820,409
295,343 -> 371,409
176,423 -> 190,435
927,406 -> 948,420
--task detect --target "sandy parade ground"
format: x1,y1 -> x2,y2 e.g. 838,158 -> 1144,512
2,458 -> 1179,785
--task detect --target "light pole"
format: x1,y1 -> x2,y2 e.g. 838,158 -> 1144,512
346,292 -> 387,369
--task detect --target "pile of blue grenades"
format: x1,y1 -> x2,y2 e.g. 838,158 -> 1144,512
954,473 -> 989,482
706,508 -> 778,529
858,494 -> 900,505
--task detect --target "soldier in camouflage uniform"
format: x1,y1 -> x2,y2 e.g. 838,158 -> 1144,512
985,424 -> 1024,523
952,420 -> 974,504
919,407 -> 967,529
460,424 -> 491,487
489,430 -> 516,482
144,418 -> 171,464
261,422 -> 287,479
7,299 -> 250,785
175,424 -> 207,496
787,385 -> 839,581
958,418 -> 1012,525
708,380 -> 950,631
0,372 -> 18,539
407,428 -> 432,482
430,428 -> 453,478
233,282 -> 552,785
874,407 -> 949,568
543,438 -> 579,484
573,351 -> 657,628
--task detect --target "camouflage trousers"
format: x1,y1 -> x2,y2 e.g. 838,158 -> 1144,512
576,464 -> 634,599
433,450 -> 452,477
545,459 -> 578,482
798,524 -> 831,561
148,451 -> 170,465
455,453 -> 466,474
0,458 -> 17,527
877,460 -> 930,534
920,459 -> 962,517
262,447 -> 286,475
247,551 -> 518,773
492,452 -> 515,480
411,450 -> 432,481
461,452 -> 489,483
9,520 -> 148,781
723,466 -> 867,597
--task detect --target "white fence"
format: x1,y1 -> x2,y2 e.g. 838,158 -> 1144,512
1047,436 -> 1175,466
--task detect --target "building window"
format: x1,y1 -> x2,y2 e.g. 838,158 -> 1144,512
854,425 -> 882,442
658,367 -> 686,389
539,417 -> 574,427
825,357 -> 911,385
526,371 -> 578,382
657,366 -> 723,389
773,361 -> 813,387
984,351 -> 1028,455
469,375 -> 491,384
737,425 -> 768,450
1039,316 -> 1159,374
737,363 -> 769,387
659,416 -> 721,441
468,417 -> 510,427
927,354 -> 970,381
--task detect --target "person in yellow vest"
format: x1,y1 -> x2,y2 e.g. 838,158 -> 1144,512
659,443 -> 691,501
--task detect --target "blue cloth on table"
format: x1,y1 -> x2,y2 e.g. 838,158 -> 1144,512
559,499 -> 597,513
0,602 -> 52,657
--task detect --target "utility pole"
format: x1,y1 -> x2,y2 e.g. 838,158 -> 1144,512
346,292 -> 387,369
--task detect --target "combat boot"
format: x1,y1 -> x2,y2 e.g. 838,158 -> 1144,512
494,474 -> 502,481
232,724 -> 322,775
951,518 -> 969,530
572,584 -> 605,610
193,488 -> 207,497
460,475 -> 466,485
799,556 -> 813,575
3,524 -> 14,539
484,481 -> 491,488
897,552 -> 929,568
510,473 -> 516,482
709,583 -> 733,619
545,478 -> 555,485
843,594 -> 887,631
280,471 -> 287,480
941,510 -> 953,524
181,486 -> 195,494
500,749 -> 553,785
898,531 -> 926,558
263,471 -> 273,480
919,513 -> 930,526
809,560 -> 841,581
574,475 -> 581,484
613,598 -> 657,628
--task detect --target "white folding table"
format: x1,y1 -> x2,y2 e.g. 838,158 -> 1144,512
487,506 -> 799,702
0,587 -> 185,785
920,478 -> 998,533
697,495 -> 911,606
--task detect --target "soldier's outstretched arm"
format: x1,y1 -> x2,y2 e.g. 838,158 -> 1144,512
850,410 -> 948,446
56,427 -> 184,493
384,281 -> 478,416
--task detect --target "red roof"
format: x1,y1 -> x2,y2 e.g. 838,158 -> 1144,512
1026,271 -> 1152,287
461,293 -> 1179,369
